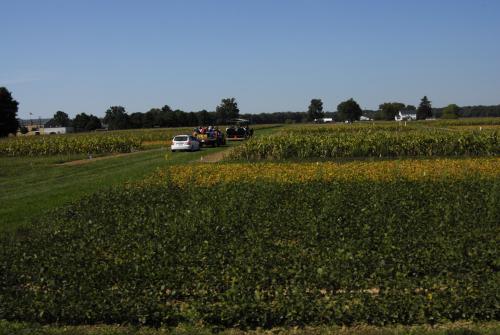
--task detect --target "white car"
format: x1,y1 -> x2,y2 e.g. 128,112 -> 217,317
171,135 -> 200,152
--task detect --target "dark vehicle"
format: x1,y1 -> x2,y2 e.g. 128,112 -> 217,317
225,118 -> 253,141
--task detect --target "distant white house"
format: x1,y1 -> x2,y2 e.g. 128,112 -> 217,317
314,118 -> 333,123
43,127 -> 74,134
395,111 -> 417,121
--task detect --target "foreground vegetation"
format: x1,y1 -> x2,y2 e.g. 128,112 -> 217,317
1,159 -> 498,328
1,320 -> 499,335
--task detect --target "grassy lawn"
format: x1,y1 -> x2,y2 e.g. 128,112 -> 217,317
0,126 -> 282,231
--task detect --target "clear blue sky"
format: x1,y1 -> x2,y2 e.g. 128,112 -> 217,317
1,0 -> 500,119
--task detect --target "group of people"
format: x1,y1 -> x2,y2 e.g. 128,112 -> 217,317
193,126 -> 222,137
193,125 -> 254,138
225,125 -> 253,138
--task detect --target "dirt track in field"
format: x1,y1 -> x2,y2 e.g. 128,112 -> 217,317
57,145 -> 232,167
197,147 -> 234,163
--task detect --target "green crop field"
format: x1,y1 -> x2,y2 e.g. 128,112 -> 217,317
0,120 -> 499,334
228,122 -> 500,161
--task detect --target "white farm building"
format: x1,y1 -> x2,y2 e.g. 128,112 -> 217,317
43,127 -> 74,134
395,111 -> 417,121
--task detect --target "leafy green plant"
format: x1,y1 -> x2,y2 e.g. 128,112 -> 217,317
1,175 -> 498,328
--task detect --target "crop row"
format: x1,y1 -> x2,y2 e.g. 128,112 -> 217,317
282,123 -> 416,134
143,158 -> 500,186
428,117 -> 500,127
228,129 -> 499,160
282,123 -> 499,135
0,134 -> 142,156
0,127 -> 192,156
1,165 -> 498,327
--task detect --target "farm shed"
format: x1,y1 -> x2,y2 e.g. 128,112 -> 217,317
395,110 -> 417,121
43,127 -> 74,134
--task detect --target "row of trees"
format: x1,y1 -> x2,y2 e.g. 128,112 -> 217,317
308,97 -> 500,121
38,98 -> 240,131
433,104 -> 500,118
307,96 -> 432,122
101,98 -> 240,130
306,97 -> 431,122
373,96 -> 433,120
40,110 -> 103,132
306,96 -> 500,121
36,96 -> 438,131
2,85 -> 500,137
306,98 -> 363,122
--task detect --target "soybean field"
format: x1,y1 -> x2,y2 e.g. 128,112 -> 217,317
0,120 -> 499,332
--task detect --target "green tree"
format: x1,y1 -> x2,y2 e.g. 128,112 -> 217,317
196,109 -> 212,125
129,112 -> 144,129
0,87 -> 19,137
417,96 -> 433,120
104,106 -> 130,130
73,113 -> 91,132
85,115 -> 102,131
73,113 -> 102,132
160,105 -> 177,127
141,108 -> 159,128
174,109 -> 188,127
46,111 -> 71,127
216,98 -> 240,123
378,102 -> 406,121
307,99 -> 324,121
337,98 -> 362,122
441,104 -> 460,119
187,112 -> 198,126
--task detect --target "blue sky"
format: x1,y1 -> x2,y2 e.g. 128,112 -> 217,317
1,0 -> 500,118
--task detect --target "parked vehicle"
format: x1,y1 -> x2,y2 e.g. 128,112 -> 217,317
171,135 -> 200,152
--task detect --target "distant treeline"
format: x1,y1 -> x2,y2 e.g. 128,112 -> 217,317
433,105 -> 500,118
101,98 -> 240,130
4,84 -> 500,137
352,105 -> 500,121
73,104 -> 500,131
32,102 -> 500,133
